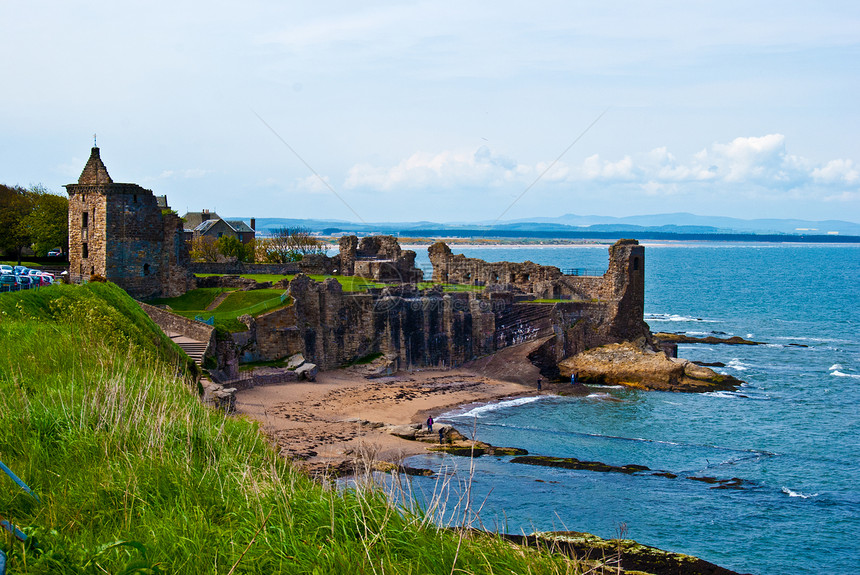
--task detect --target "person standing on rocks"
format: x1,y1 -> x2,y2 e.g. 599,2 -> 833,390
438,427 -> 444,444
537,378 -> 542,391
426,415 -> 434,432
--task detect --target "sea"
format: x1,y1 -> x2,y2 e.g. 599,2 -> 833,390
401,242 -> 859,575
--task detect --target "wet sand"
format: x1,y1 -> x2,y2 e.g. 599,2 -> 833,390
235,340 -> 551,475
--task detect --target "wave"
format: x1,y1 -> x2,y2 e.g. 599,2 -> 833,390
830,370 -> 860,379
726,359 -> 748,371
829,364 -> 843,371
782,486 -> 818,499
644,313 -> 716,323
704,390 -> 743,399
449,396 -> 546,419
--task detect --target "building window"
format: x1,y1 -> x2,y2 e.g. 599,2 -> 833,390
143,263 -> 150,276
82,212 -> 88,228
82,243 -> 88,259
133,194 -> 137,203
633,257 -> 639,271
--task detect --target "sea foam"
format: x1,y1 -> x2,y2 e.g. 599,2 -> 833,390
644,313 -> 715,323
451,396 -> 545,419
782,486 -> 818,499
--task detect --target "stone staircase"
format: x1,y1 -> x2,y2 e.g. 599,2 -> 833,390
495,303 -> 555,348
168,332 -> 208,366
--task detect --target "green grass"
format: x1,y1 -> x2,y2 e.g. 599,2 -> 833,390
213,289 -> 288,314
196,273 -> 391,292
148,287 -> 228,311
149,288 -> 292,333
0,283 -> 579,573
195,273 -> 289,283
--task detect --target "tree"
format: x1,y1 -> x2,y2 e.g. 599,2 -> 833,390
0,184 -> 35,264
24,186 -> 68,257
189,236 -> 220,262
262,227 -> 326,263
216,235 -> 254,262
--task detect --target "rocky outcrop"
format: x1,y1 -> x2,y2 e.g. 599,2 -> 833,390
504,531 -> 751,575
558,340 -> 742,392
654,332 -> 764,345
511,455 -> 650,474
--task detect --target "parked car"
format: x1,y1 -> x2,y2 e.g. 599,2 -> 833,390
13,266 -> 29,275
0,274 -> 19,292
47,249 -> 62,257
0,265 -> 12,275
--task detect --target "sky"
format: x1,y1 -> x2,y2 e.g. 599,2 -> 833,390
1,1 -> 859,224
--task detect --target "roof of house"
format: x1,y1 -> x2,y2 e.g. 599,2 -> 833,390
193,219 -> 223,234
182,210 -> 222,229
226,220 -> 254,234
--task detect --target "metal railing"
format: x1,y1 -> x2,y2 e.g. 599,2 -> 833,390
562,268 -> 604,277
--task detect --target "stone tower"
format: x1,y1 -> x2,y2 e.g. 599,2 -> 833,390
601,238 -> 647,341
65,147 -> 193,299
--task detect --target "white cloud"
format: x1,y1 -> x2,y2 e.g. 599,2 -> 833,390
295,174 -> 333,194
341,134 -> 859,207
812,159 -> 859,184
345,146 -> 532,191
156,169 -> 208,179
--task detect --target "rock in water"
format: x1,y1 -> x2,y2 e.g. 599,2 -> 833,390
558,341 -> 742,392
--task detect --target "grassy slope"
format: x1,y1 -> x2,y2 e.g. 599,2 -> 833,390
148,287 -> 227,311
0,283 -> 577,574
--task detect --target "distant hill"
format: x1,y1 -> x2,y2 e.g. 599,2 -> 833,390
237,213 -> 860,239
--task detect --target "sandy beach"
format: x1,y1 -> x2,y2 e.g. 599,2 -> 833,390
235,339 -> 552,475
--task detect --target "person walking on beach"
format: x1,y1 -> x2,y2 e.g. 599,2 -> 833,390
426,415 -> 434,432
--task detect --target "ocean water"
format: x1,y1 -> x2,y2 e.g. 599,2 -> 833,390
406,243 -> 860,575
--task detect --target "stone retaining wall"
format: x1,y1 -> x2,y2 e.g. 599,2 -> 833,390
138,301 -> 216,358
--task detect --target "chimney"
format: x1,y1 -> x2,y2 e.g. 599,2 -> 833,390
202,209 -> 210,221
250,218 -> 256,231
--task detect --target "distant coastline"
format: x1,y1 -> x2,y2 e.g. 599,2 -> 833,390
383,229 -> 860,243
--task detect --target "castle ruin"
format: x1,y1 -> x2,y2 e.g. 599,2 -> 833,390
65,147 -> 193,298
237,238 -> 649,376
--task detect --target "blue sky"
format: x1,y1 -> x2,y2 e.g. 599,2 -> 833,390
1,1 -> 858,223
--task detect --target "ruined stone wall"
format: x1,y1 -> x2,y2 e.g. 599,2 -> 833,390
234,240 -> 647,374
189,262 -> 303,275
138,301 -> 217,360
338,235 -> 422,282
248,303 -> 303,362
100,186 -> 177,299
188,256 -> 335,277
242,275 -> 495,369
428,242 -> 563,289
